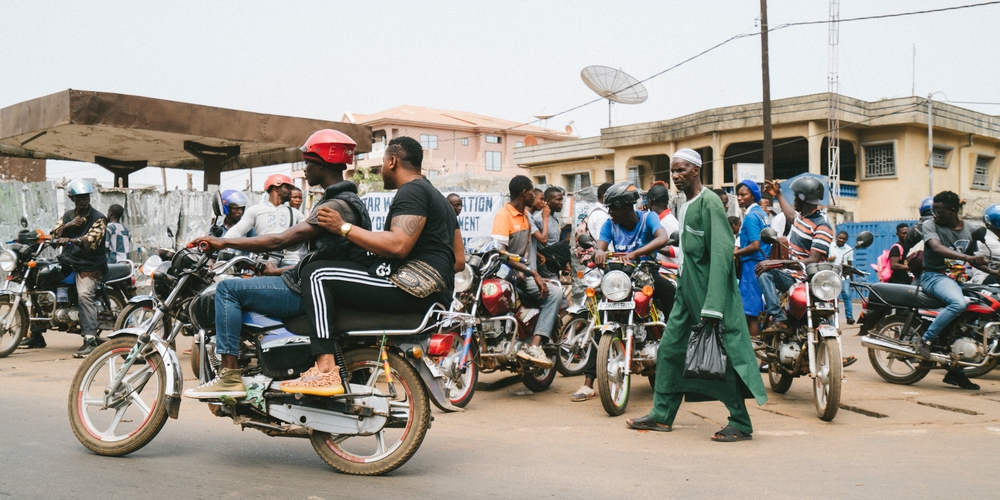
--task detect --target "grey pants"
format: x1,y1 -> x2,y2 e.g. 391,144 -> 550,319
76,271 -> 101,337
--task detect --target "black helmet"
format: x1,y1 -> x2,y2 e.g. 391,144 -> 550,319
604,182 -> 641,209
646,183 -> 670,204
790,176 -> 825,205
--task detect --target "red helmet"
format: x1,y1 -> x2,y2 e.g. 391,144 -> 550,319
300,129 -> 356,165
264,174 -> 293,193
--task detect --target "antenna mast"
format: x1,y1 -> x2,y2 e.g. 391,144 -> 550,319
827,0 -> 841,206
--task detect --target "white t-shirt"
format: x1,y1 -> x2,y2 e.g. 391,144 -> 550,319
223,201 -> 303,239
770,212 -> 787,236
587,206 -> 612,251
972,229 -> 1000,283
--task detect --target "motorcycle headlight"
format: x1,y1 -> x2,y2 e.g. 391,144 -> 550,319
140,255 -> 162,276
583,268 -> 604,288
454,266 -> 474,293
601,270 -> 632,302
0,250 -> 17,273
810,270 -> 842,302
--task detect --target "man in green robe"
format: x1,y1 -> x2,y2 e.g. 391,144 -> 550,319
626,148 -> 767,442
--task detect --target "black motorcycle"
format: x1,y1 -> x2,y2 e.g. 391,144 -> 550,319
0,218 -> 135,357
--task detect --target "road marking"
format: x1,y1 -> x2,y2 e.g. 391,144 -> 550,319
756,430 -> 808,436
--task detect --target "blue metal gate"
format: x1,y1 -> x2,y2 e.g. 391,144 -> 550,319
837,220 -> 915,299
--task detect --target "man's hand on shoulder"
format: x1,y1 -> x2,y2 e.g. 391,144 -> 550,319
316,205 -> 345,234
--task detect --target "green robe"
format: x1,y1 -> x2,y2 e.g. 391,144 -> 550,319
654,189 -> 768,406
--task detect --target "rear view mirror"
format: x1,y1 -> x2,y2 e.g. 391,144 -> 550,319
211,190 -> 224,218
20,215 -> 27,228
577,233 -> 594,250
855,231 -> 874,249
760,228 -> 779,245
972,226 -> 987,243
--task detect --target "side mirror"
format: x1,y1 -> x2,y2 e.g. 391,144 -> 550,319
20,216 -> 27,228
972,225 -> 988,243
211,190 -> 224,218
166,227 -> 174,238
666,231 -> 679,247
855,231 -> 875,249
210,224 -> 225,238
577,233 -> 595,250
760,227 -> 779,245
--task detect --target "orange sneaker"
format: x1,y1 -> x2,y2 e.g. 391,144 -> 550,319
280,366 -> 345,397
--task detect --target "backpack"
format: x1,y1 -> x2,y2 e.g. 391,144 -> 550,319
871,243 -> 903,282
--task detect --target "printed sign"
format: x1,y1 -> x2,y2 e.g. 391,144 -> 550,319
361,191 -> 504,246
735,163 -> 765,184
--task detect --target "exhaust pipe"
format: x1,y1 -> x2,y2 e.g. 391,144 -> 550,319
860,335 -> 951,365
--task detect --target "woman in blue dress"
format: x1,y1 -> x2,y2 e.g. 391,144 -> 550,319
733,180 -> 771,340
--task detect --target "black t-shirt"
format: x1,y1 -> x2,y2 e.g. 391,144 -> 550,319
888,243 -> 910,284
386,178 -> 457,290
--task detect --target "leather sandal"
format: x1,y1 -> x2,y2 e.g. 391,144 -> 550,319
626,416 -> 672,432
711,425 -> 752,442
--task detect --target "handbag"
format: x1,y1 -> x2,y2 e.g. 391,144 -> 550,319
683,321 -> 728,381
370,257 -> 447,298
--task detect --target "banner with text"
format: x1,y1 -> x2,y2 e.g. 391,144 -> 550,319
361,191 -> 504,246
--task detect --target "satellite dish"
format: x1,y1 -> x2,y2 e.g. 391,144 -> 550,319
581,65 -> 648,127
523,135 -> 539,147
565,125 -> 574,135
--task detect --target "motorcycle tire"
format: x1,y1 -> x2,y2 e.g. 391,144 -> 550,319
521,348 -> 558,393
68,337 -> 169,456
767,334 -> 793,393
596,333 -> 630,416
555,315 -> 595,377
0,298 -> 28,358
310,347 -> 430,476
814,337 -> 841,421
868,314 -> 930,385
431,340 -> 478,411
114,301 -> 170,336
963,357 -> 999,379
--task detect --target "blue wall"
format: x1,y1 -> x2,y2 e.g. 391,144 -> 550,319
837,220 -> 915,299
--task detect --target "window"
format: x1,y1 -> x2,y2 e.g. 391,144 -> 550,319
419,134 -> 438,150
605,169 -> 615,183
486,151 -> 502,171
426,169 -> 438,178
354,152 -> 366,161
461,138 -> 469,146
628,166 -> 641,187
931,146 -> 953,168
534,175 -> 547,185
515,141 -> 524,148
973,156 -> 992,189
564,173 -> 591,192
486,135 -> 502,144
863,143 -> 896,179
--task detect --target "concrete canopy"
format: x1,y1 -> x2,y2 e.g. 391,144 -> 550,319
0,89 -> 371,188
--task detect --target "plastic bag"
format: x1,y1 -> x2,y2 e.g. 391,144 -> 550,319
683,321 -> 728,381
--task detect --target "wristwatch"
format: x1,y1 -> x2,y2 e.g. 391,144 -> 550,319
340,222 -> 353,238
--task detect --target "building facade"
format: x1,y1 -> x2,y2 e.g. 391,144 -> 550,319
341,105 -> 575,179
513,93 -> 1000,223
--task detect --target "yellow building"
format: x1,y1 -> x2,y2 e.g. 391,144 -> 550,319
514,93 -> 1000,223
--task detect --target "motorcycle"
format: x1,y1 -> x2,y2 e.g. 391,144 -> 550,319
585,254 -> 673,416
0,217 -> 135,357
755,228 -> 873,421
439,236 -> 564,405
68,243 -> 461,476
857,226 -> 1000,383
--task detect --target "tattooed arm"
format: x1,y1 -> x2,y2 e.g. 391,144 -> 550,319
316,206 -> 426,260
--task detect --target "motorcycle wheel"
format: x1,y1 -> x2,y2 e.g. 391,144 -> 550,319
596,333 -> 630,416
555,315 -> 594,377
432,341 -> 478,410
114,302 -> 169,335
814,338 -> 841,421
0,298 -> 28,358
68,337 -> 169,456
868,314 -> 930,385
521,348 -> 558,393
309,348 -> 430,476
767,334 -> 793,393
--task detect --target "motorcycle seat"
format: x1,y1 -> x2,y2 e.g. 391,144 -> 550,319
867,283 -> 944,309
104,263 -> 132,283
282,304 -> 444,337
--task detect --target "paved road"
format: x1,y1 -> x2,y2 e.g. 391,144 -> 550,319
2,320 -> 999,499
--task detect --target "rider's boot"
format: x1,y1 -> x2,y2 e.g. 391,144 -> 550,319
183,368 -> 247,399
279,366 -> 345,397
19,329 -> 47,349
73,335 -> 99,358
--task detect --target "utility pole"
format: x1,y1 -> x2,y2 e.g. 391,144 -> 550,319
927,94 -> 934,197
760,0 -> 774,181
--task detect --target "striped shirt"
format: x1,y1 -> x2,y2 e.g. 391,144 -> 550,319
788,209 -> 833,260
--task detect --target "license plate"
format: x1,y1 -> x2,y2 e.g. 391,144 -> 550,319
598,301 -> 635,311
814,302 -> 834,310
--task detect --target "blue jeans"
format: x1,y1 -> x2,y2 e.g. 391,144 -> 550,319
215,277 -> 305,357
521,278 -> 561,339
757,269 -> 797,324
920,271 -> 968,342
839,279 -> 854,320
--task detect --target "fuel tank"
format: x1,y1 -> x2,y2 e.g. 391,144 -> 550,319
481,278 -> 516,316
787,282 -> 808,319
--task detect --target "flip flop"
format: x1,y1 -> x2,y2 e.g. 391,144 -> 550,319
842,355 -> 857,367
711,425 -> 752,442
626,416 -> 672,432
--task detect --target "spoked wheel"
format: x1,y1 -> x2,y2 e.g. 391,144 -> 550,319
596,333 -> 630,416
310,348 -> 430,476
432,338 -> 478,410
767,333 -> 793,393
114,301 -> 168,334
97,293 -> 126,335
68,337 -> 169,456
868,314 -> 930,385
0,298 -> 27,358
555,315 -> 595,377
521,347 -> 558,393
814,338 -> 842,421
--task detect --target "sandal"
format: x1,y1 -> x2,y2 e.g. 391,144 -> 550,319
626,416 -> 672,432
711,425 -> 752,442
842,355 -> 857,367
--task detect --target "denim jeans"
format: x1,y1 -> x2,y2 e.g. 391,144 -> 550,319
920,271 -> 968,342
520,278 -> 562,339
839,278 -> 854,320
214,277 -> 305,357
757,269 -> 797,324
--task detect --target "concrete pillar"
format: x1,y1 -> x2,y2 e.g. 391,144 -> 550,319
807,121 -> 823,174
712,132 -> 723,187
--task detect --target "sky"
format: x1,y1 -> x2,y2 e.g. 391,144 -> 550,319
2,0 -> 998,192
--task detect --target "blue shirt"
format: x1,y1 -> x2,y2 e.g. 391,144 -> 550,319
599,211 -> 663,257
738,204 -> 771,263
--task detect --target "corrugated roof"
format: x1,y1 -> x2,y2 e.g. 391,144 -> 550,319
346,105 -> 574,138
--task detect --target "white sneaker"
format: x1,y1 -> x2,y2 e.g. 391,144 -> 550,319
517,345 -> 554,369
570,385 -> 596,402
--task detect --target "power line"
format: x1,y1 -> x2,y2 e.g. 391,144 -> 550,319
769,1 -> 1000,32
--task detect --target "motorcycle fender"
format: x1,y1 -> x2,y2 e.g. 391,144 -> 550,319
127,294 -> 155,305
398,340 -> 463,413
817,324 -> 839,338
566,305 -> 587,315
108,327 -> 183,418
598,323 -> 620,336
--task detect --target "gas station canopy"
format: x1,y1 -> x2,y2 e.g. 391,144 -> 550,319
0,89 -> 371,188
